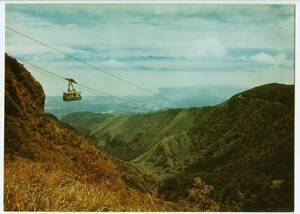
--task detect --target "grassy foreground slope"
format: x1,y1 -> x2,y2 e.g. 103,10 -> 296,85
4,54 -> 177,211
63,83 -> 294,211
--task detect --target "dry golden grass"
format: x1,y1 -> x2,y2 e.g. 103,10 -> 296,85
5,157 -> 177,211
4,114 -> 179,211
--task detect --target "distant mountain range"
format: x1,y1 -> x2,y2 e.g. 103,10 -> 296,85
45,85 -> 244,118
62,83 -> 294,211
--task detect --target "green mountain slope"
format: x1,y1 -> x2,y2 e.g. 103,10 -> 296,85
62,83 -> 294,211
63,109 -> 196,163
161,83 -> 294,211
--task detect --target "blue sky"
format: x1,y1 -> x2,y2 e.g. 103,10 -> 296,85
5,4 -> 295,96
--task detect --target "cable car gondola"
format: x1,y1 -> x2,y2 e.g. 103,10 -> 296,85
63,78 -> 82,102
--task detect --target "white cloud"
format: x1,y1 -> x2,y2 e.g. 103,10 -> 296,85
241,52 -> 292,67
239,56 -> 247,60
185,38 -> 226,59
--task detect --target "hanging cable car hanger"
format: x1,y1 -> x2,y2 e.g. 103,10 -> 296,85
63,78 -> 82,102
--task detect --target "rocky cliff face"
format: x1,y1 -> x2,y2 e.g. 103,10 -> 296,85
5,54 -> 45,117
4,54 -> 174,211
